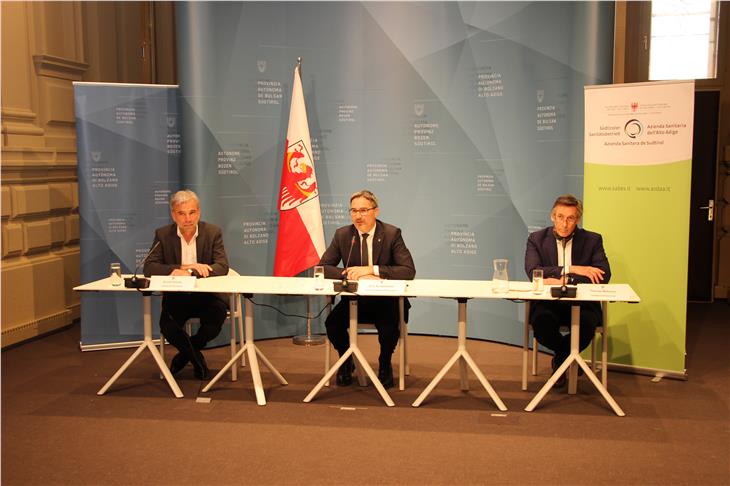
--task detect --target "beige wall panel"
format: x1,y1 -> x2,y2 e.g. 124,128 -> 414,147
65,214 -> 79,243
57,249 -> 80,310
1,2 -> 36,123
35,2 -> 82,60
1,264 -> 36,329
49,216 -> 66,246
32,256 -> 66,322
49,183 -> 73,211
1,186 -> 11,218
40,78 -> 76,124
1,147 -> 55,169
23,220 -> 52,254
2,222 -> 24,258
71,182 -> 79,210
10,185 -> 50,217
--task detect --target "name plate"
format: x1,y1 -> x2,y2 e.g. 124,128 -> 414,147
356,279 -> 406,295
150,275 -> 197,291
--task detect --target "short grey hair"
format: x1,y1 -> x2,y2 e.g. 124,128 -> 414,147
170,189 -> 200,211
551,194 -> 583,219
350,190 -> 378,208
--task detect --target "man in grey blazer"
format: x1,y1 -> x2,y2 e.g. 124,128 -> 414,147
144,189 -> 229,380
525,194 -> 611,387
319,190 -> 416,388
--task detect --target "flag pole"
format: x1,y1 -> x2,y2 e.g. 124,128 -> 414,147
293,269 -> 325,346
290,56 -> 324,346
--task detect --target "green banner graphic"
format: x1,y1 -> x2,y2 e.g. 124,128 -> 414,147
584,81 -> 694,375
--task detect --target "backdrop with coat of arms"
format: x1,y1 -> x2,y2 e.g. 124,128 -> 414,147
175,2 -> 615,343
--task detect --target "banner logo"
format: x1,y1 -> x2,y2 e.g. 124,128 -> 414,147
91,151 -> 102,162
279,139 -> 318,210
624,119 -> 643,138
414,103 -> 424,117
257,60 -> 267,73
537,89 -> 544,104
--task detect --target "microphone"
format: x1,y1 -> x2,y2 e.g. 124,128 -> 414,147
551,231 -> 577,298
124,240 -> 161,289
334,234 -> 358,293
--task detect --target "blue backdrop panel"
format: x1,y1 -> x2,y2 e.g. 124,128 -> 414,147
175,2 -> 614,343
75,83 -> 181,346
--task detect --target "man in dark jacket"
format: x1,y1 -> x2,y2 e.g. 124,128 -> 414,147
144,189 -> 229,380
319,190 -> 416,389
525,194 -> 611,387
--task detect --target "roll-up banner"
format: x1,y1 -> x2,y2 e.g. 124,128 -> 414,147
74,83 -> 181,349
584,81 -> 694,376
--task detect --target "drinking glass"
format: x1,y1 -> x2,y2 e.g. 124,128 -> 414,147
492,259 -> 509,293
532,269 -> 544,294
110,263 -> 122,286
313,265 -> 325,291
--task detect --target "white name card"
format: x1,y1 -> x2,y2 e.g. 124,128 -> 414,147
356,279 -> 407,295
150,275 -> 197,291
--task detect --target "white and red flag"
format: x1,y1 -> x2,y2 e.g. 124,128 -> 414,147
273,62 -> 326,276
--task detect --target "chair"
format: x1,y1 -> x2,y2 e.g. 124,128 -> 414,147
521,301 -> 608,391
160,268 -> 245,381
324,296 -> 410,390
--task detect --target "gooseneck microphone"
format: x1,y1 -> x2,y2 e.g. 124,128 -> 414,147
551,230 -> 577,298
334,234 -> 357,293
124,240 -> 161,289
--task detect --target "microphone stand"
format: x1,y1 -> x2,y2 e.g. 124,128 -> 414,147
334,234 -> 358,293
125,241 -> 161,289
550,235 -> 577,298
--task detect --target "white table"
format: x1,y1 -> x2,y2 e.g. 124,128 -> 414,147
77,276 -> 639,414
75,277 -> 185,398
516,282 -> 640,416
306,279 -> 512,410
74,275 -> 292,403
401,280 -> 638,415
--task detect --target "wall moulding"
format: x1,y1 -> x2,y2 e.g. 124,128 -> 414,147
32,54 -> 88,81
1,122 -> 45,137
1,107 -> 39,121
1,309 -> 73,348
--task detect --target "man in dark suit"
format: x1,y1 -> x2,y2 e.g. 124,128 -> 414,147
320,190 -> 416,388
524,194 -> 611,387
144,189 -> 229,380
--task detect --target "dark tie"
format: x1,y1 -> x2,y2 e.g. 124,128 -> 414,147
361,234 -> 369,267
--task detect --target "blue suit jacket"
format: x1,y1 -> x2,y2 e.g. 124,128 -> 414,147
525,226 -> 611,284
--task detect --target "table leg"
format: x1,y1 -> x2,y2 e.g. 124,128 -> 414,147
524,303 -> 625,416
412,299 -> 506,410
98,294 -> 183,398
304,298 -> 395,407
203,295 -> 287,406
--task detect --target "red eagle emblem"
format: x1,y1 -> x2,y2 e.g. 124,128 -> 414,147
279,139 -> 318,210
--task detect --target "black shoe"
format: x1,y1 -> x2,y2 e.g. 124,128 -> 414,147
552,356 -> 567,389
170,353 -> 188,376
378,362 -> 394,389
336,358 -> 354,387
191,350 -> 210,381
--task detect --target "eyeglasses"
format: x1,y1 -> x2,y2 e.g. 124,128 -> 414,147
554,215 -> 578,224
349,207 -> 376,216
